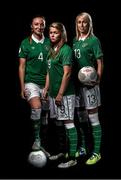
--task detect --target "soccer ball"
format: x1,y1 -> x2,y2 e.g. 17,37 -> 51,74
28,150 -> 47,168
78,66 -> 98,86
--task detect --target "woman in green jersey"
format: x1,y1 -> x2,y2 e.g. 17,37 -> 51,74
18,15 -> 50,157
44,22 -> 78,168
73,12 -> 104,165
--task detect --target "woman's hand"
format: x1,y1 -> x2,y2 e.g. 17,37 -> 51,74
42,88 -> 48,99
55,93 -> 63,106
21,89 -> 26,99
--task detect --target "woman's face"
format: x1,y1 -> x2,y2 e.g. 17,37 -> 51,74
31,17 -> 45,36
49,27 -> 61,44
77,15 -> 89,35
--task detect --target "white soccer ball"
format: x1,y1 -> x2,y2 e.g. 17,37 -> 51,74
28,150 -> 47,168
78,66 -> 98,86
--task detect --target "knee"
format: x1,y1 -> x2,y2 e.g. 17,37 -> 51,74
77,109 -> 88,123
88,112 -> 100,126
64,122 -> 75,129
31,108 -> 42,120
88,107 -> 98,114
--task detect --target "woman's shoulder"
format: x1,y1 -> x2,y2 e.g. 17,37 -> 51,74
21,37 -> 30,45
62,43 -> 72,51
44,37 -> 50,42
73,37 -> 77,42
90,35 -> 101,43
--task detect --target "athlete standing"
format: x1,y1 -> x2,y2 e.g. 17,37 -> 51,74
73,12 -> 103,165
44,22 -> 78,168
18,15 -> 50,157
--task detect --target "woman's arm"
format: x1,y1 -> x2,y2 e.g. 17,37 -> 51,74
97,58 -> 104,82
55,65 -> 72,106
42,72 -> 50,99
19,58 -> 26,99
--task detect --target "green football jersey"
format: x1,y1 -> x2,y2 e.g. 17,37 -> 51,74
19,37 -> 50,86
73,35 -> 103,70
47,44 -> 75,97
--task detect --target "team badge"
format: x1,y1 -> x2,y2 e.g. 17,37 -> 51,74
31,46 -> 35,50
44,45 -> 50,51
48,59 -> 51,69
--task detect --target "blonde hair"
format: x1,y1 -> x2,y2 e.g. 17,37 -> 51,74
49,22 -> 67,57
75,12 -> 94,40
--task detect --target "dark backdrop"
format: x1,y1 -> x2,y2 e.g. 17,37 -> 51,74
1,0 -> 119,179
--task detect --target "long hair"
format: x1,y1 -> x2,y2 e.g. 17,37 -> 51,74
49,22 -> 67,58
75,12 -> 94,40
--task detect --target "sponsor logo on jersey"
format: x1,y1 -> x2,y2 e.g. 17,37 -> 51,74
82,43 -> 88,48
44,45 -> 50,51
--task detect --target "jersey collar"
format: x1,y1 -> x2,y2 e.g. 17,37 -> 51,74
32,34 -> 45,44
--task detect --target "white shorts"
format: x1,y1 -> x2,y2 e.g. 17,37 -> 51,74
24,83 -> 49,110
49,95 -> 75,120
24,82 -> 43,101
75,84 -> 101,110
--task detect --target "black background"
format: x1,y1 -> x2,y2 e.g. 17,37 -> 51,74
1,0 -> 120,179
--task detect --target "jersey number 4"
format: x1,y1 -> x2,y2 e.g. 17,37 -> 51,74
38,52 -> 43,61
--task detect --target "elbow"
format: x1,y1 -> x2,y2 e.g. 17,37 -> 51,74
65,72 -> 71,79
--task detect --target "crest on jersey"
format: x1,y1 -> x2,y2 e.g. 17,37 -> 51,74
48,59 -> 51,69
44,45 -> 50,51
31,46 -> 35,50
